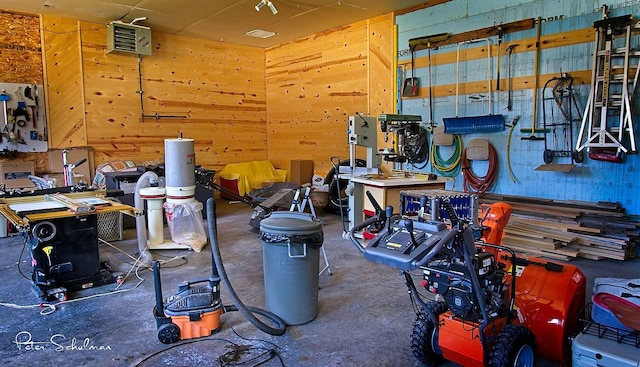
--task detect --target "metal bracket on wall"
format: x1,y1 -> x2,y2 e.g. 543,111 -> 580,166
137,57 -> 187,122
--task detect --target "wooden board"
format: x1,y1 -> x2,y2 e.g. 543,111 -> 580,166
535,163 -> 576,172
480,193 -> 638,261
409,18 -> 535,51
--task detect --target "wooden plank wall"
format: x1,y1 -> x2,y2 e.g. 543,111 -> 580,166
7,10 -> 397,178
41,16 -> 268,173
41,16 -> 86,148
265,14 -> 394,174
368,15 -> 395,173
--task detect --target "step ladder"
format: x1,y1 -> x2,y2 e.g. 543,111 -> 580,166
289,185 -> 332,276
576,11 -> 640,162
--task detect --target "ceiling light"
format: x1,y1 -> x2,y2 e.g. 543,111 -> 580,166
245,29 -> 277,39
255,0 -> 277,15
255,0 -> 267,11
267,1 -> 278,15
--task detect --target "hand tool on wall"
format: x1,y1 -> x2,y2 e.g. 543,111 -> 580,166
505,44 -> 517,111
0,90 -> 9,141
34,85 -> 46,141
506,115 -> 520,183
402,46 -> 419,97
522,17 -> 545,141
14,102 -> 30,122
422,33 -> 449,128
24,85 -> 36,128
16,128 -> 26,144
496,25 -> 504,90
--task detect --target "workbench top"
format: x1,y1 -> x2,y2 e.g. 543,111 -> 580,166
348,173 -> 451,187
0,190 -> 138,231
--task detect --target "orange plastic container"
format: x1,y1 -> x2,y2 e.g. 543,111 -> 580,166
169,307 -> 222,340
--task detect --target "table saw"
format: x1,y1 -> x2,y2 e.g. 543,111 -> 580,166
0,191 -> 138,301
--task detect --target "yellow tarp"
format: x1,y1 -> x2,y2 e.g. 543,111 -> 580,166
218,160 -> 288,196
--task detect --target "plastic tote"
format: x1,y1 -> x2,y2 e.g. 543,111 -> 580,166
259,211 -> 323,325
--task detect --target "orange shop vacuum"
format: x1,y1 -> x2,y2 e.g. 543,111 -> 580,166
152,198 -> 286,344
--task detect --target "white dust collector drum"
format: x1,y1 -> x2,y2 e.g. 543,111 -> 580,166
164,138 -> 196,189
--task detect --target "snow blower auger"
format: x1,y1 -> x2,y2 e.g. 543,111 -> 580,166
349,196 -> 586,367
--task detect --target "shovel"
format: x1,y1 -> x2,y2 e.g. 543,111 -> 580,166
402,46 -> 419,97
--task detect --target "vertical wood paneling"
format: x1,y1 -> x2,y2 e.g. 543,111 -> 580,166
265,21 -> 371,173
368,14 -> 395,172
76,21 -> 267,171
41,16 -> 86,148
35,12 -> 396,178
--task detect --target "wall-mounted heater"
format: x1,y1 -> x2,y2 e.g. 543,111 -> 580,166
106,21 -> 152,56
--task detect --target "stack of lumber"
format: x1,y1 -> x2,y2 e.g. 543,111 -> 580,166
479,193 -> 639,261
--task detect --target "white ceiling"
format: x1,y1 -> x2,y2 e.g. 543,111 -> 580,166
1,0 -> 430,48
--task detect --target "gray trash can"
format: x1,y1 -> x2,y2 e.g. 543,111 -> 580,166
259,211 -> 323,325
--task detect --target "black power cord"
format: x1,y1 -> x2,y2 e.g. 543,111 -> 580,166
403,125 -> 430,168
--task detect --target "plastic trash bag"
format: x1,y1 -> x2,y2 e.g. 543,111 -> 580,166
163,201 -> 206,252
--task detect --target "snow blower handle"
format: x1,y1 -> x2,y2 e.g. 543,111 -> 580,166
413,228 -> 458,268
348,215 -> 380,253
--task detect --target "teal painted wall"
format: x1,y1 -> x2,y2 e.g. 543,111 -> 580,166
396,0 -> 640,215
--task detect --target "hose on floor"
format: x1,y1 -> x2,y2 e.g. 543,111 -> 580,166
206,198 -> 286,336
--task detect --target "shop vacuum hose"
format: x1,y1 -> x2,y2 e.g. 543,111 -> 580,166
206,198 -> 286,336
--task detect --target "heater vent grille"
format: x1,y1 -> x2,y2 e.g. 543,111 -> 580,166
106,22 -> 152,56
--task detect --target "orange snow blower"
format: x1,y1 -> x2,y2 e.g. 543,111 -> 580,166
350,197 -> 585,367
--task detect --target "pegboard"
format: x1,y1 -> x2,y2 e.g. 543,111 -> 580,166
0,82 -> 48,153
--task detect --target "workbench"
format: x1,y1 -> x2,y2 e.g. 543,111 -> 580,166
345,172 -> 450,230
0,191 -> 138,301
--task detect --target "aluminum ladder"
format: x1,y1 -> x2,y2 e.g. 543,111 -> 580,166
289,185 -> 332,276
576,13 -> 640,161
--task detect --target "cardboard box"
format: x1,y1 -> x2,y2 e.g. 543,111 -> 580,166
48,147 -> 94,184
0,161 -> 36,189
290,160 -> 313,186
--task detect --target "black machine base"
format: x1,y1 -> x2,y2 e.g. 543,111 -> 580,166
32,262 -> 123,302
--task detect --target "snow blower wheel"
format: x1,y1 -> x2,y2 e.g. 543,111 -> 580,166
487,324 -> 536,367
411,300 -> 448,366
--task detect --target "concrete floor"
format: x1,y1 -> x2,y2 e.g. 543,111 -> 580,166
0,199 -> 638,367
